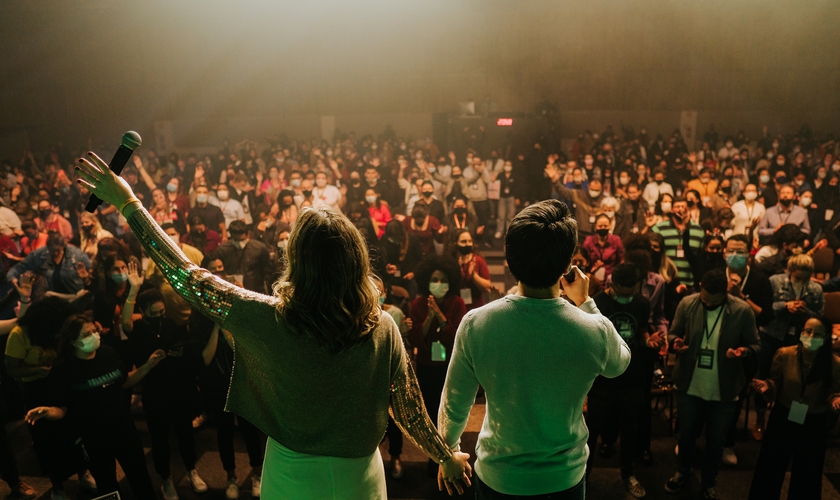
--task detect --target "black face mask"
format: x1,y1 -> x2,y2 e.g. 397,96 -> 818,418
686,200 -> 696,208
596,228 -> 610,238
39,209 -> 51,219
145,316 -> 163,329
779,198 -> 793,207
453,207 -> 467,216
456,244 -> 473,255
350,178 -> 361,186
302,190 -> 312,198
422,191 -> 434,198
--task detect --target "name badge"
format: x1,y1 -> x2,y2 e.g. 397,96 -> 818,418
460,287 -> 473,305
676,248 -> 685,259
394,268 -> 401,278
787,326 -> 797,337
431,341 -> 447,362
826,209 -> 835,221
698,348 -> 714,369
788,401 -> 808,424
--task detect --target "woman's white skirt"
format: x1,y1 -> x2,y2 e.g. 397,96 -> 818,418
261,437 -> 387,499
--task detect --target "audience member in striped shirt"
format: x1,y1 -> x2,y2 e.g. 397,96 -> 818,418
651,198 -> 704,287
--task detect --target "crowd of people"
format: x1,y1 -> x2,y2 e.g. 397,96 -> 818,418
0,121 -> 838,500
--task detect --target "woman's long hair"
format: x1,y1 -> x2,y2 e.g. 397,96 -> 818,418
272,206 -> 381,354
803,315 -> 835,387
57,314 -> 91,361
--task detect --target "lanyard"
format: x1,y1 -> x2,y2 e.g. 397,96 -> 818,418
703,306 -> 725,349
726,267 -> 750,291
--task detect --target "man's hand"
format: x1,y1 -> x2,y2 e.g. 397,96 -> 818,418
831,396 -> 840,413
144,349 -> 166,369
672,337 -> 689,353
752,378 -> 770,394
647,331 -> 666,349
560,266 -> 589,306
726,347 -> 747,359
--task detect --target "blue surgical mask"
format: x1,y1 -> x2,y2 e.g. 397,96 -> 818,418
615,295 -> 633,305
429,283 -> 449,299
378,296 -> 386,307
800,335 -> 824,352
166,183 -> 178,193
726,252 -> 747,271
111,272 -> 129,283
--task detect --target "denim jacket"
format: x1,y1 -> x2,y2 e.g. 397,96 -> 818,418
6,244 -> 91,293
765,273 -> 824,341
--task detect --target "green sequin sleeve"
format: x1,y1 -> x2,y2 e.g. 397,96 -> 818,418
389,353 -> 454,464
126,206 -> 250,325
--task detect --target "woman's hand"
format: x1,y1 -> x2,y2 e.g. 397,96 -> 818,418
76,152 -> 136,211
428,295 -> 444,321
12,272 -> 34,302
127,261 -> 144,289
437,452 -> 472,495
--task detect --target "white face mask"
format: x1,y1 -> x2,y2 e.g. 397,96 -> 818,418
277,239 -> 287,249
588,189 -> 601,198
800,197 -> 812,207
759,174 -> 771,184
619,177 -> 629,185
365,195 -> 377,204
503,165 -> 513,172
76,332 -> 101,353
217,190 -> 230,201
604,210 -> 615,219
660,202 -> 672,213
429,282 -> 449,299
743,191 -> 757,201
800,335 -> 824,352
584,158 -> 594,166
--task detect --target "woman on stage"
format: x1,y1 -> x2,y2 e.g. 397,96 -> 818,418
76,151 -> 472,499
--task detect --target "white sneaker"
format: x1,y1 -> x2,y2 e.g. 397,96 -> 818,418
251,473 -> 261,498
721,447 -> 738,466
192,412 -> 208,429
50,490 -> 70,500
79,470 -> 98,492
188,469 -> 208,494
225,477 -> 240,500
161,478 -> 179,500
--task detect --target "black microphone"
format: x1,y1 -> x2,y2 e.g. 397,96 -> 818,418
84,131 -> 142,213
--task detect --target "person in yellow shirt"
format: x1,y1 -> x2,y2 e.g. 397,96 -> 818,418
686,168 -> 719,207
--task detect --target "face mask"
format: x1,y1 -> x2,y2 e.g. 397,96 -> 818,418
453,207 -> 467,216
595,228 -> 610,238
217,190 -> 229,201
429,282 -> 449,299
350,177 -> 361,185
196,194 -> 208,204
573,176 -> 583,183
588,189 -> 601,198
315,179 -> 327,188
277,239 -> 288,249
818,171 -> 827,179
604,210 -> 615,219
584,158 -> 594,166
291,179 -> 301,187
504,165 -> 513,172
427,166 -> 436,173
166,183 -> 178,193
39,209 -> 51,219
365,195 -> 377,204
759,174 -> 771,184
76,332 -> 101,353
794,179 -> 804,187
800,197 -> 812,207
615,295 -> 633,305
743,191 -> 757,201
456,244 -> 473,255
687,200 -> 696,208
777,160 -> 785,166
800,335 -> 824,352
726,253 -> 747,270
655,179 -> 664,185
111,272 -> 129,283
660,202 -> 672,213
779,198 -> 793,207
700,177 -> 710,184
82,225 -> 94,232
378,296 -> 386,307
145,316 -> 163,329
619,177 -> 629,185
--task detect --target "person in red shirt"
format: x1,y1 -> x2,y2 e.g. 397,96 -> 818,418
450,229 -> 491,312
20,220 -> 47,256
402,204 -> 445,258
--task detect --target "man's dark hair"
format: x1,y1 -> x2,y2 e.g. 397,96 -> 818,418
725,234 -> 750,247
160,222 -> 179,235
46,230 -> 64,249
188,214 -> 205,227
612,263 -> 640,288
137,288 -> 165,313
700,268 -> 728,295
771,224 -> 807,247
21,220 -> 37,232
505,200 -> 577,289
228,220 -> 248,236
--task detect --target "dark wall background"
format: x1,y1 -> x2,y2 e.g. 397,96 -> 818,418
0,0 -> 838,156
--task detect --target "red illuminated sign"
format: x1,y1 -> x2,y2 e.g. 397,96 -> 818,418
496,118 -> 513,126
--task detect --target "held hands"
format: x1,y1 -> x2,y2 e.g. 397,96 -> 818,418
560,266 -> 589,306
726,347 -> 747,359
437,452 -> 473,496
127,261 -> 144,289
